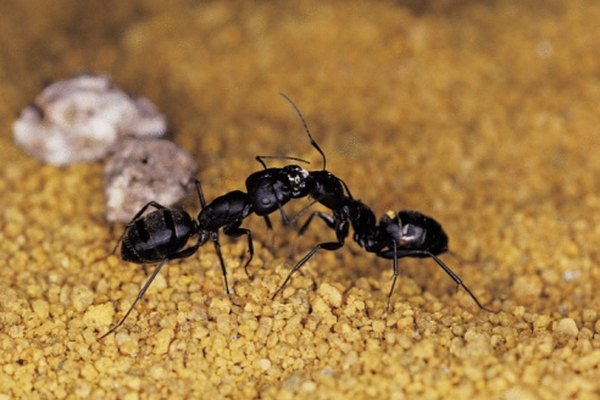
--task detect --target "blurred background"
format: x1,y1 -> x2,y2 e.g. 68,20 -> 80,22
2,1 -> 600,398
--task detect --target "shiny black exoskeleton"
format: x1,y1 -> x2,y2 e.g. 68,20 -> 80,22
99,179 -> 254,339
273,195 -> 491,311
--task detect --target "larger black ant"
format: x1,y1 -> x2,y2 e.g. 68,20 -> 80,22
99,93 -> 349,339
267,101 -> 492,312
99,180 -> 254,339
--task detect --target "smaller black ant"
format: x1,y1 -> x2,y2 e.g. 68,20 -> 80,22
99,179 -> 254,339
273,195 -> 492,311
262,101 -> 492,311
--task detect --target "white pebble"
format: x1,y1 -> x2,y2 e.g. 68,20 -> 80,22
104,138 -> 197,222
13,74 -> 166,166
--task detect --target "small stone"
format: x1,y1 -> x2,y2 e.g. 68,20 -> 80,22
149,365 -> 167,380
372,320 -> 386,333
83,303 -> 115,329
512,275 -> 543,305
554,318 -> 579,337
257,358 -> 272,371
115,332 -> 139,356
13,74 -> 166,166
104,138 -> 197,222
533,314 -> 551,330
153,327 -> 175,354
317,283 -> 343,308
31,299 -> 49,319
301,381 -> 317,392
71,285 -> 95,312
311,297 -> 331,315
573,350 -> 600,372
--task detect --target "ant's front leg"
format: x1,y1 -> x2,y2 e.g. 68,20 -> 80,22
286,199 -> 319,226
272,218 -> 348,300
291,211 -> 337,256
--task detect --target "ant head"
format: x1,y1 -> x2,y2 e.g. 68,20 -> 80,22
384,210 -> 448,255
282,165 -> 312,197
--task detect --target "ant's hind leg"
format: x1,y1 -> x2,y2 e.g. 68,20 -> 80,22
193,179 -> 207,209
98,260 -> 167,340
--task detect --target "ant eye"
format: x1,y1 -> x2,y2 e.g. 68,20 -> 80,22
400,224 -> 425,245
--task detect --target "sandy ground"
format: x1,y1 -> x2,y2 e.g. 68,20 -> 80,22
1,0 -> 600,398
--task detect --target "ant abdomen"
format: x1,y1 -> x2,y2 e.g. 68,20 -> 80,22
121,208 -> 196,264
380,210 -> 448,255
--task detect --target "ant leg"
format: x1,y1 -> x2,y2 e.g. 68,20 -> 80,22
278,206 -> 292,227
426,252 -> 495,312
298,212 -> 337,236
169,242 -> 203,260
211,235 -> 233,298
129,201 -> 168,223
223,225 -> 254,279
193,178 -> 207,209
292,211 -> 336,256
255,155 -> 310,170
263,215 -> 276,255
98,241 -> 204,340
98,260 -> 167,340
287,199 -> 319,225
386,241 -> 399,310
378,249 -> 494,312
272,239 -> 343,300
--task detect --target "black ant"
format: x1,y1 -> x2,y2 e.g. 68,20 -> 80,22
99,179 -> 254,339
273,194 -> 492,311
99,93 -> 345,338
267,104 -> 492,312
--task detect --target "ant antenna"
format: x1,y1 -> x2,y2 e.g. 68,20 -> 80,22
255,155 -> 311,170
194,178 -> 207,209
279,92 -> 327,170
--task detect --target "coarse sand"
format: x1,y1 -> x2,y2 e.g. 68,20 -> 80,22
2,1 -> 600,398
